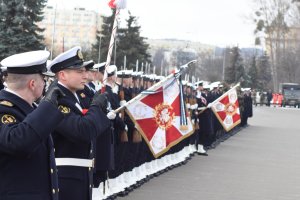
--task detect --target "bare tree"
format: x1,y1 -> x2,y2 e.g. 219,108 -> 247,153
255,0 -> 291,91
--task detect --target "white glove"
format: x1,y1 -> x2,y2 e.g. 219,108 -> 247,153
120,100 -> 127,107
194,103 -> 199,109
192,104 -> 197,110
107,111 -> 116,120
186,103 -> 191,109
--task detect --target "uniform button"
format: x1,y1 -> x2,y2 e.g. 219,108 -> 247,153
58,188 -> 59,192
90,149 -> 93,153
89,184 -> 92,188
52,189 -> 55,194
88,167 -> 91,171
51,168 -> 54,174
53,148 -> 55,153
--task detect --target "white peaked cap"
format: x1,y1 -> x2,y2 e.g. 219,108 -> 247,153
1,50 -> 49,74
106,65 -> 117,77
48,46 -> 84,73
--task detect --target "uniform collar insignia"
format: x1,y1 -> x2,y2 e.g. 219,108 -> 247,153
80,93 -> 86,98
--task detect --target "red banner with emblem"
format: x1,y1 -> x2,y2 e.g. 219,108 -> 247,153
209,85 -> 241,132
125,77 -> 194,158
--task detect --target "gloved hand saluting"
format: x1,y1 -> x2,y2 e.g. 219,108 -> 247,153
43,85 -> 65,107
91,92 -> 108,113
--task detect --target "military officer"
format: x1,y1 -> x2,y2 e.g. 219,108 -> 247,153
101,65 -> 127,179
47,46 -> 116,200
0,50 -> 65,200
92,62 -> 106,92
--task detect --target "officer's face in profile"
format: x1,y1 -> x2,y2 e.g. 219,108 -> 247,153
95,71 -> 103,81
58,67 -> 87,92
86,70 -> 94,82
123,77 -> 132,88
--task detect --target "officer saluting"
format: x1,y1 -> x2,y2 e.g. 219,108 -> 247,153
0,50 -> 64,200
47,46 -> 115,200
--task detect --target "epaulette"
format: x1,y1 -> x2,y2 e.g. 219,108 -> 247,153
0,100 -> 13,107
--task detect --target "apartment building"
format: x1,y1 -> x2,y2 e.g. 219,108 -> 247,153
38,6 -> 102,57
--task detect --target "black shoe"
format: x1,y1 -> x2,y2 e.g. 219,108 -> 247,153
117,190 -> 129,197
197,152 -> 208,156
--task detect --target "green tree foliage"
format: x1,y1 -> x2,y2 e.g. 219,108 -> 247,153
117,12 -> 151,69
90,11 -> 151,70
247,56 -> 258,89
225,46 -> 246,85
90,9 -> 115,63
256,52 -> 272,90
0,0 -> 47,60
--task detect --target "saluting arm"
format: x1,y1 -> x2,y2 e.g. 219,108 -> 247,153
0,101 -> 63,156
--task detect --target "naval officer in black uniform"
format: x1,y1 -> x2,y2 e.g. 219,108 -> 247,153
0,50 -> 65,200
47,46 -> 116,200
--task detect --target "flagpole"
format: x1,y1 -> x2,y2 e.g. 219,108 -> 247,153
103,8 -> 120,82
114,60 -> 197,113
135,59 -> 139,72
102,0 -> 127,92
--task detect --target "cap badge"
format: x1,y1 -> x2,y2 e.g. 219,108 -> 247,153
77,50 -> 83,60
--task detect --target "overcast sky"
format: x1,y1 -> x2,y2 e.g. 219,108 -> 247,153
47,0 -> 257,47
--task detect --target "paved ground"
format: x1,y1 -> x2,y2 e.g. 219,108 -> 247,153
120,106 -> 300,200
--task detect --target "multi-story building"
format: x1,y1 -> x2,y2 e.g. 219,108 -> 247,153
38,6 -> 102,58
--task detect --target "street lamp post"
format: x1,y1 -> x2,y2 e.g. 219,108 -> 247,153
222,49 -> 226,81
222,48 -> 232,81
97,36 -> 102,63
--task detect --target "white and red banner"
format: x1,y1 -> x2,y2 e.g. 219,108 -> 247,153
209,84 -> 241,132
125,77 -> 194,158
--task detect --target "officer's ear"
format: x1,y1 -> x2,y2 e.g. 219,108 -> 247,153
28,78 -> 36,91
57,70 -> 67,82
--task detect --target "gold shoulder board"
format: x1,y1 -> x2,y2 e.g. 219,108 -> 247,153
0,101 -> 13,107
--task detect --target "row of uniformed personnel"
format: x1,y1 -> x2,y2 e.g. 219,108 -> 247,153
0,46 -> 116,200
0,45 -> 252,200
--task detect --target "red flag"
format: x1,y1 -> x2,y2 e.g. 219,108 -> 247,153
108,0 -> 116,8
209,86 -> 241,132
125,77 -> 194,158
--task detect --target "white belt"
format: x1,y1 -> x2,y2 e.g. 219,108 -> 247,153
55,158 -> 94,168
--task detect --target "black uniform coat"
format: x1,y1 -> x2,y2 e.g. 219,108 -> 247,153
105,85 -> 127,178
0,90 -> 63,200
52,84 -> 110,200
93,86 -> 115,185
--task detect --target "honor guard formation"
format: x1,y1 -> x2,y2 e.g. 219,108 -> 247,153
0,47 -> 253,200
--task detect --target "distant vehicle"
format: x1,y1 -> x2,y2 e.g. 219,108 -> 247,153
279,83 -> 300,107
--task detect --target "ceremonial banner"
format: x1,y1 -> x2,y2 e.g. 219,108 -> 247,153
209,84 -> 241,132
125,77 -> 194,158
